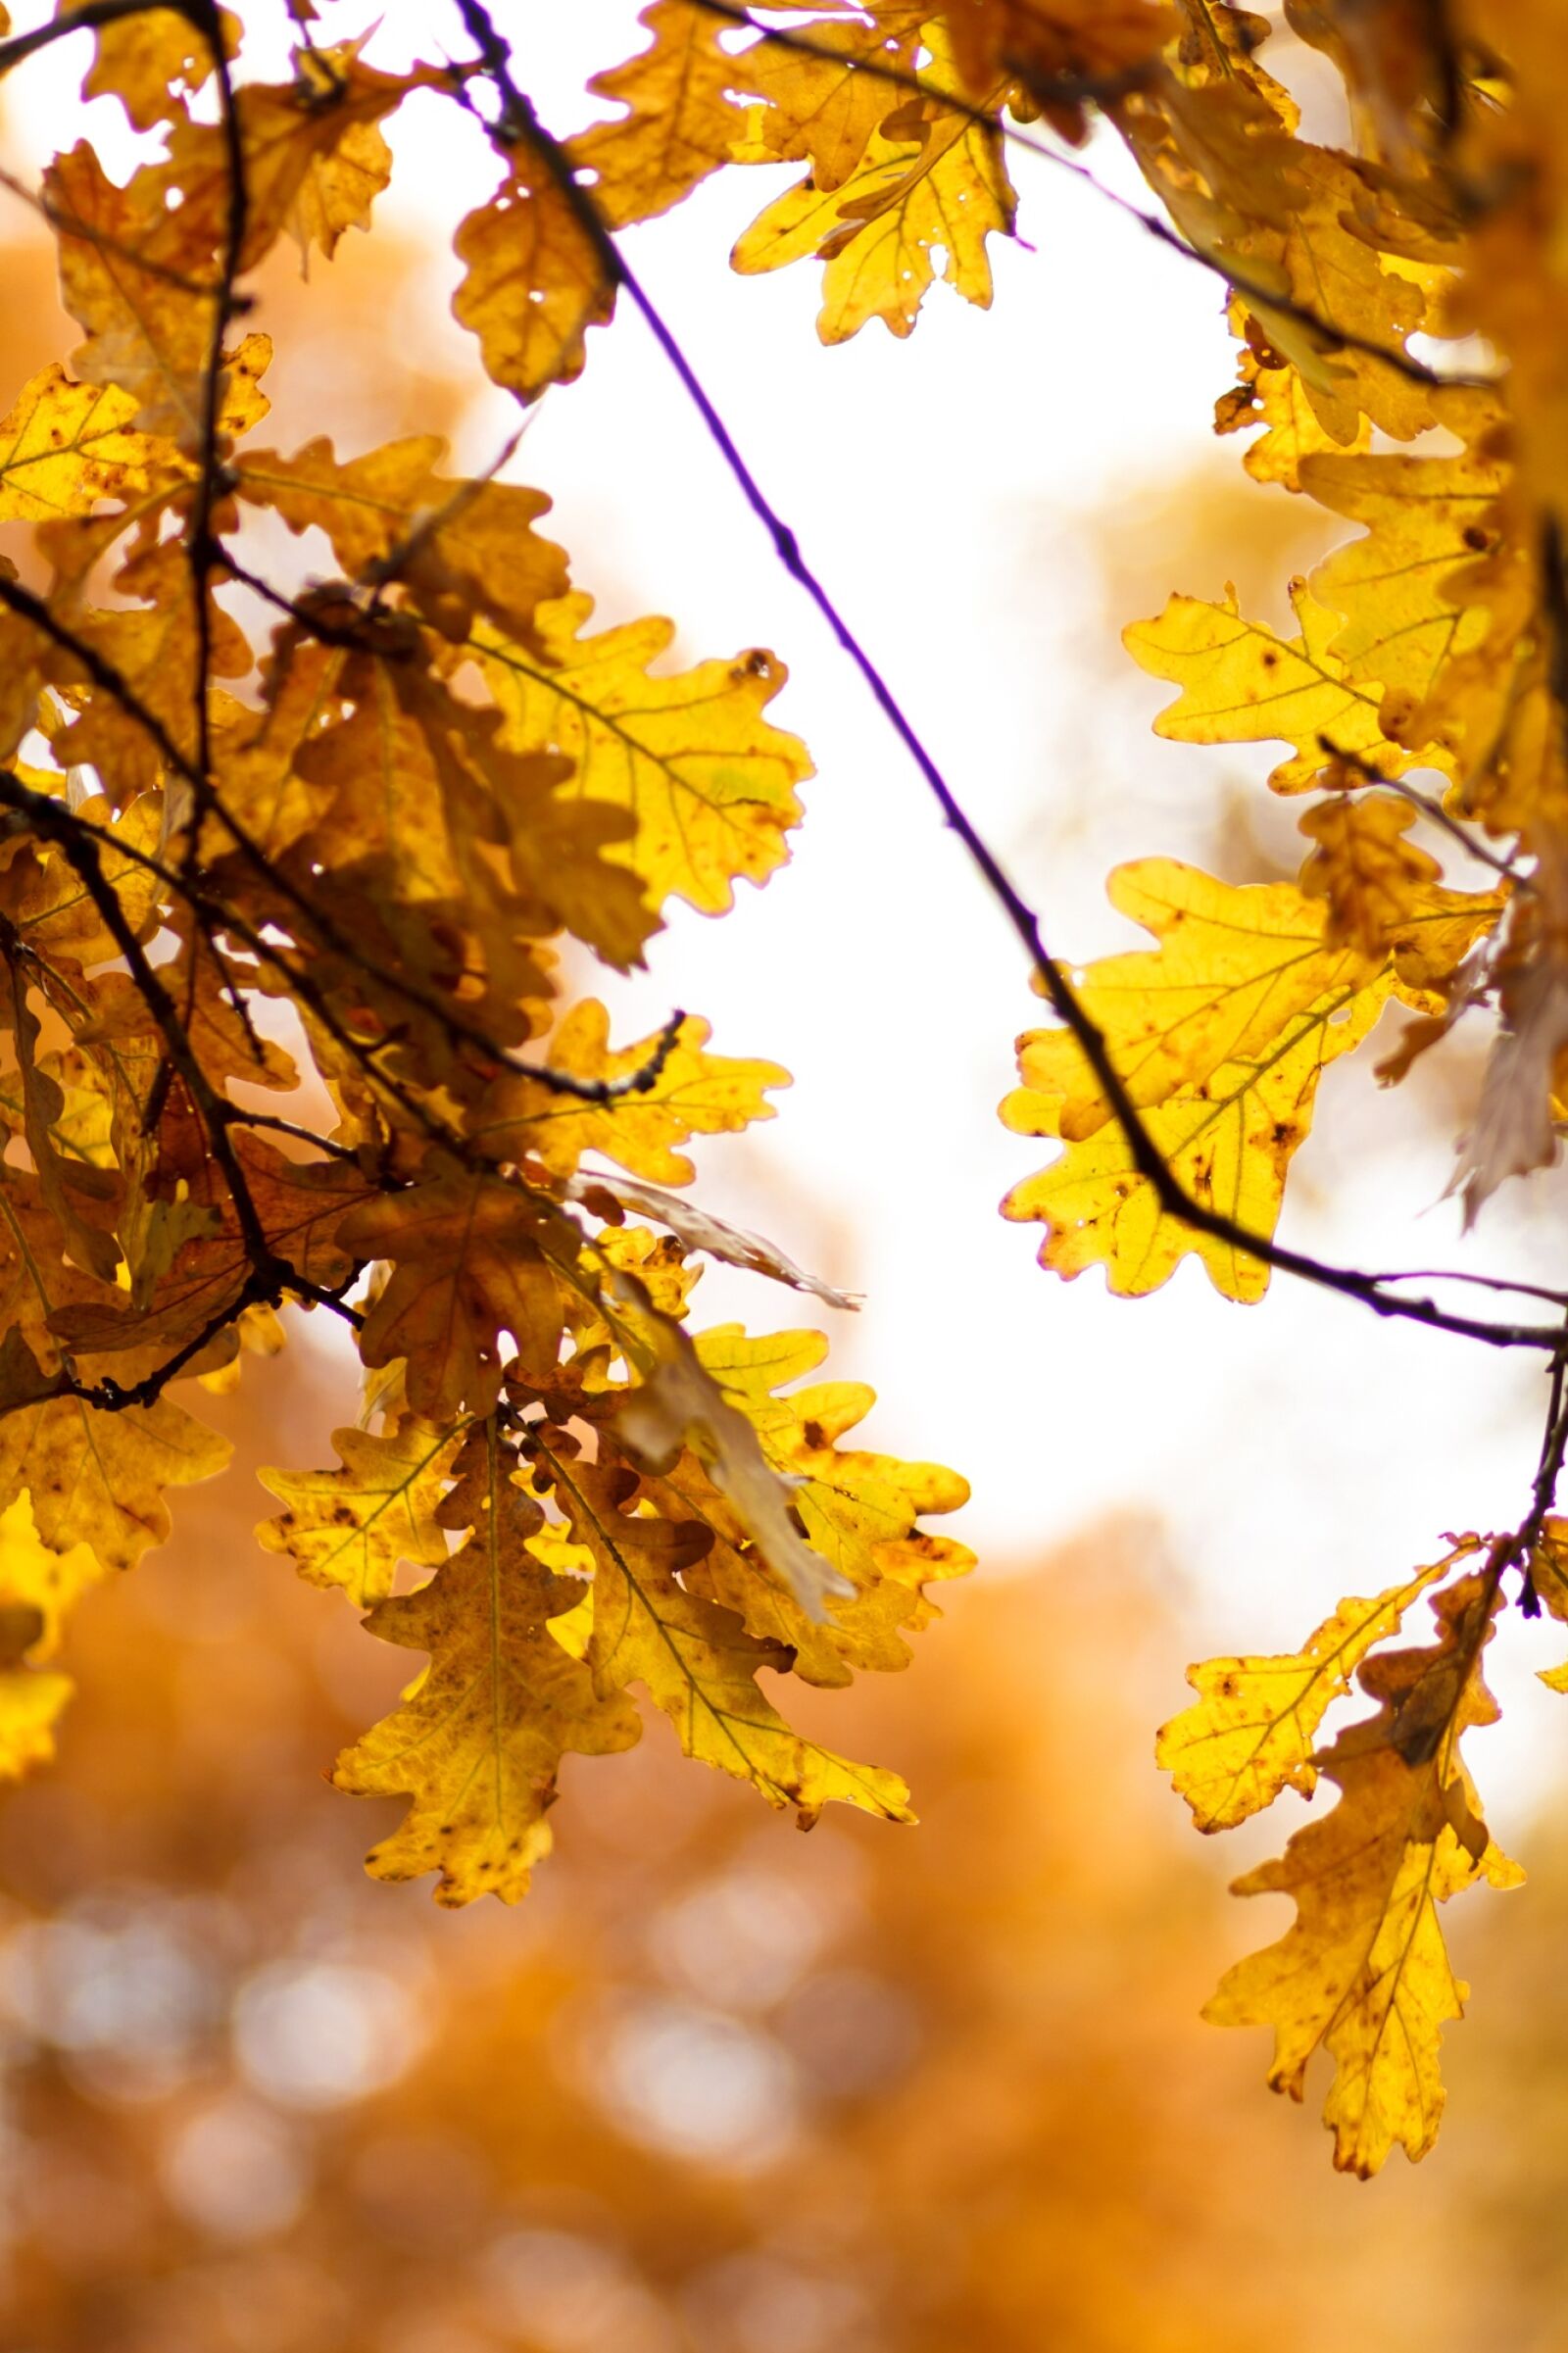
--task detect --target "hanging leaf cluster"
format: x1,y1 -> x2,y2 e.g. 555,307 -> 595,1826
0,0 -> 988,1915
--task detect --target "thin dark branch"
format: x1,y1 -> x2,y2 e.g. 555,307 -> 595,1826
443,3 -> 1562,1356
0,0 -> 166,77
0,770 -> 284,1289
184,0 -> 251,881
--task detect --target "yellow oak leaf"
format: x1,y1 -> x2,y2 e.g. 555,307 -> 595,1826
661,1323 -> 974,1689
157,44 -> 439,269
45,140 -> 214,436
1156,1545 -> 1470,1831
1123,577 -> 1425,794
258,1416 -> 466,1611
334,1421 -> 641,1906
475,1004 -> 787,1185
539,1442 -> 913,1826
567,0 -> 743,227
1224,147 -> 1438,445
453,153 -> 615,403
1206,1570 -> 1522,2176
1297,791 -> 1451,962
944,0 -> 1174,104
0,1390 -> 231,1576
1001,860 -> 1392,1299
475,595 -> 810,915
732,27 -> 1017,342
1021,858 -> 1385,1134
1301,420 -> 1505,711
0,366 -> 158,524
731,12 -> 922,191
235,437 -> 569,651
80,4 -> 236,131
1218,340 -> 1371,494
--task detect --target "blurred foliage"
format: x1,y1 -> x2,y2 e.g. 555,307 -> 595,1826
0,1334 -> 1560,2351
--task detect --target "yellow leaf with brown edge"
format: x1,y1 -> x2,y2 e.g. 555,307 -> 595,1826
475,1004 -> 787,1186
1156,1544 -> 1473,1832
453,154 -> 615,403
258,1416 -> 466,1612
334,1421 -> 641,1906
538,1440 -> 912,1827
474,594 -> 809,916
1206,1570 -> 1522,2176
0,366 -> 158,524
1124,578 -> 1431,794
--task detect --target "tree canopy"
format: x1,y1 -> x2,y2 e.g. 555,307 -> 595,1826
0,0 -> 1562,2178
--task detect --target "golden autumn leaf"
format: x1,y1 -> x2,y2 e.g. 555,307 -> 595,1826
1123,577 -> 1424,794
334,1420 -> 642,1905
1157,1546 -> 1469,1831
1298,792 -> 1442,962
234,435 -> 569,649
0,366 -> 158,523
567,0 -> 743,227
258,1415 -> 465,1611
1001,859 -> 1391,1299
453,151 -> 616,403
0,1391 -> 230,1579
612,1287 -> 854,1619
1206,1570 -> 1522,2176
157,42 -> 439,269
662,1322 -> 973,1688
44,140 -> 214,435
732,25 -> 1017,343
475,595 -> 810,915
538,1440 -> 912,1826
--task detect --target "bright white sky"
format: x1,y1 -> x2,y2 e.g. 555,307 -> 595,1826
6,0 -> 1568,1803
